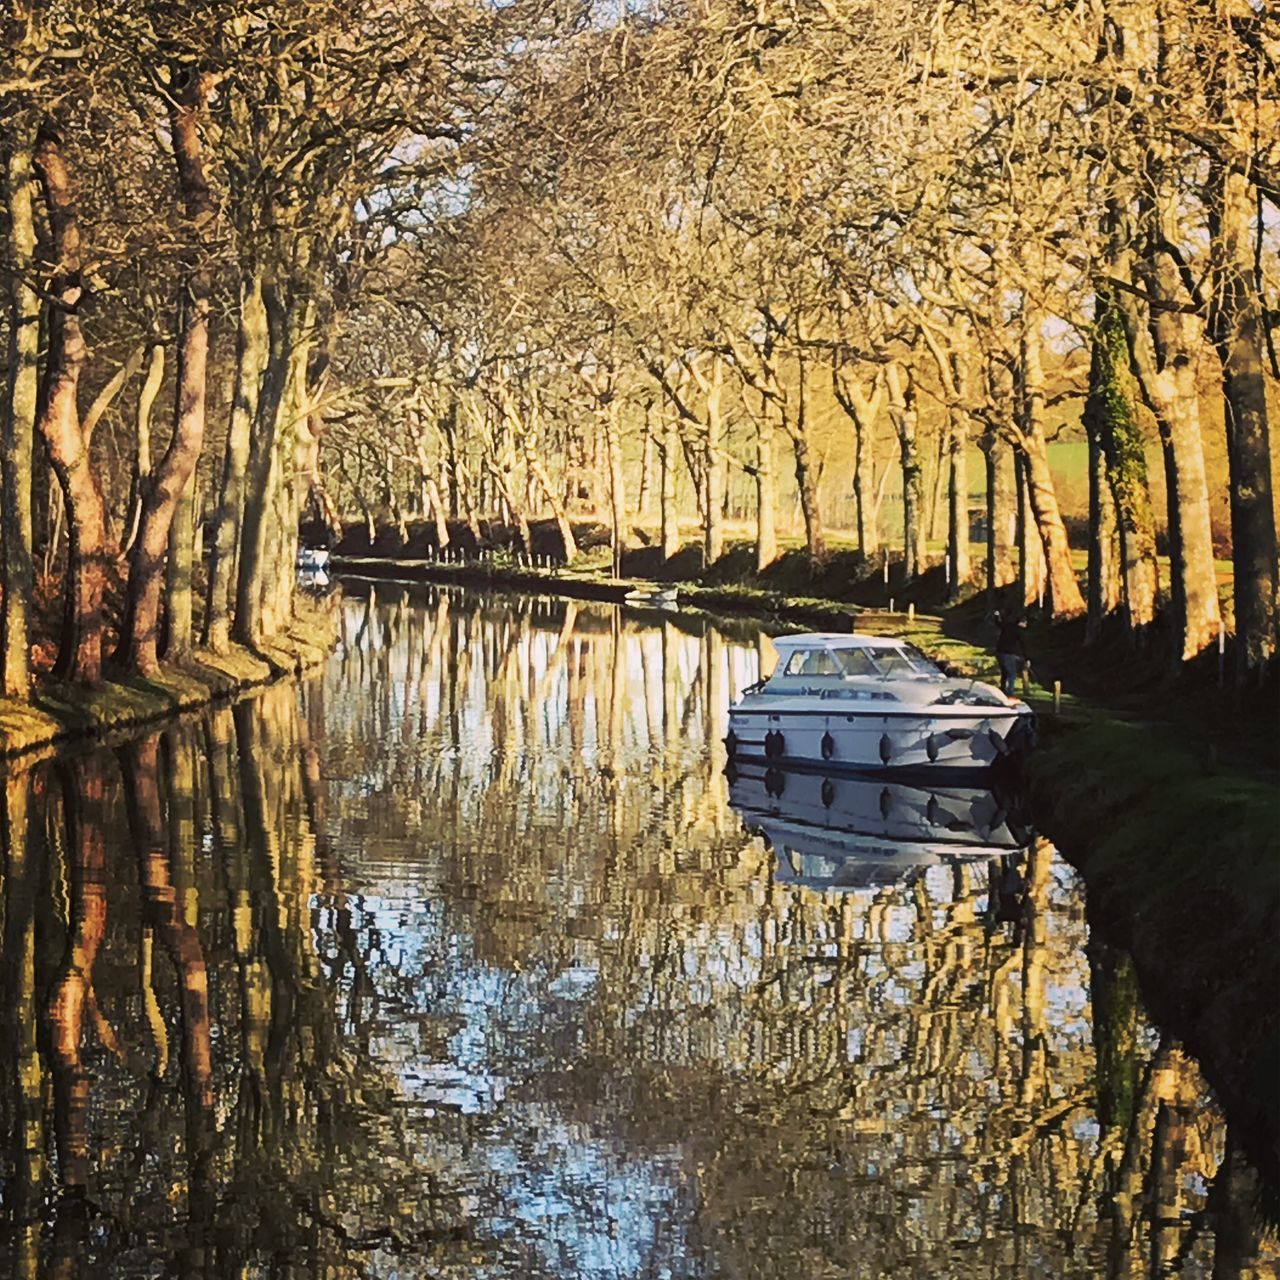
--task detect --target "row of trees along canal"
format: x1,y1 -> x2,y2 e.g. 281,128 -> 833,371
2,0 -> 1277,703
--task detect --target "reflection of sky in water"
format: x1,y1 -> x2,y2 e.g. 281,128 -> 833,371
308,587 -> 1237,1278
327,882 -> 694,1278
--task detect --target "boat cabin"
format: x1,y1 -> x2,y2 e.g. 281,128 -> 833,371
766,634 -> 943,686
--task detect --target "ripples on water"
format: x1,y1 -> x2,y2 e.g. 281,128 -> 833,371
0,583 -> 1272,1278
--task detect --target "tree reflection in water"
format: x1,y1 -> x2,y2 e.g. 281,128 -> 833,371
0,582 -> 1273,1278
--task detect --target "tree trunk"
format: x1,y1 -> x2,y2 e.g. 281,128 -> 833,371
1209,165 -> 1277,679
886,363 -> 923,578
117,73 -> 214,675
927,421 -> 947,543
754,417 -> 777,572
702,356 -> 725,567
1016,448 -> 1047,609
1018,315 -> 1085,618
604,397 -> 627,577
660,413 -> 679,561
855,397 -> 877,557
790,430 -> 825,565
946,410 -> 970,597
32,124 -> 113,684
833,366 -> 882,558
637,422 -> 653,522
525,445 -> 576,563
204,273 -> 265,652
2,135 -> 38,697
983,434 -> 1016,602
1121,254 -> 1222,663
266,333 -> 316,635
426,474 -> 451,550
234,284 -> 293,649
164,466 -> 196,659
1085,424 -> 1120,643
1085,294 -> 1159,631
124,342 -> 165,556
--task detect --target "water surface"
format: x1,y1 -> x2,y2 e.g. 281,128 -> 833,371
0,583 -> 1271,1278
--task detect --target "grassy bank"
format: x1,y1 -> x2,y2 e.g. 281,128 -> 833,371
0,595 -> 337,765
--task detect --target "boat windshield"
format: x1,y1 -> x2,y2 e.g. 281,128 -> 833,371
778,644 -> 943,679
870,645 -> 943,677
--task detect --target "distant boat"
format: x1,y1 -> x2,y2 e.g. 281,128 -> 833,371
297,546 -> 331,571
623,586 -> 678,609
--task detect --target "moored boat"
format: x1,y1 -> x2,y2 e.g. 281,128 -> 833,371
726,632 -> 1034,774
297,546 -> 331,571
623,586 -> 679,609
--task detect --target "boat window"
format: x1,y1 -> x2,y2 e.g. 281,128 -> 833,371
834,647 -> 878,677
869,646 -> 936,676
901,645 -> 943,675
783,648 -> 840,677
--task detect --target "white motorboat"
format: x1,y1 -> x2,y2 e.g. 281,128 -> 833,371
297,546 -> 331,571
726,632 -> 1035,774
623,586 -> 679,609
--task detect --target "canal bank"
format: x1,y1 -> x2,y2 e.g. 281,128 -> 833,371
336,557 -> 1280,1202
0,594 -> 339,764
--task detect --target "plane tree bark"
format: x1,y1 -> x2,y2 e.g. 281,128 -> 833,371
116,68 -> 215,676
32,123 -> 115,684
2,131 -> 39,696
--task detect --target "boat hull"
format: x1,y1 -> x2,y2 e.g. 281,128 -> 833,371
727,700 -> 1034,773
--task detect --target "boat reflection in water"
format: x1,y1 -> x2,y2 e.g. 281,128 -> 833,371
728,761 -> 1033,893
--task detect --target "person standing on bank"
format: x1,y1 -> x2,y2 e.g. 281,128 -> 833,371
994,612 -> 1028,696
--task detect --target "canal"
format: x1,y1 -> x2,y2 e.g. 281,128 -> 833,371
0,582 -> 1272,1278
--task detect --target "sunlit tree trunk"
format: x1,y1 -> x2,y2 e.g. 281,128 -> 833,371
637,423 -> 653,523
205,272 -> 265,652
1085,424 -> 1121,642
982,433 -> 1016,603
604,396 -> 627,577
660,412 -> 679,561
525,443 -> 576,563
165,466 -> 197,660
235,282 -> 298,649
1018,312 -> 1085,617
32,125 -> 113,684
886,362 -> 924,578
2,136 -> 38,697
947,404 -> 970,597
1015,448 -> 1047,609
1120,249 -> 1222,663
754,417 -> 777,572
1208,164 -> 1276,680
832,365 -> 882,559
784,349 -> 824,566
701,355 -> 725,566
123,342 -> 164,556
1085,293 -> 1158,632
117,72 -> 215,675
